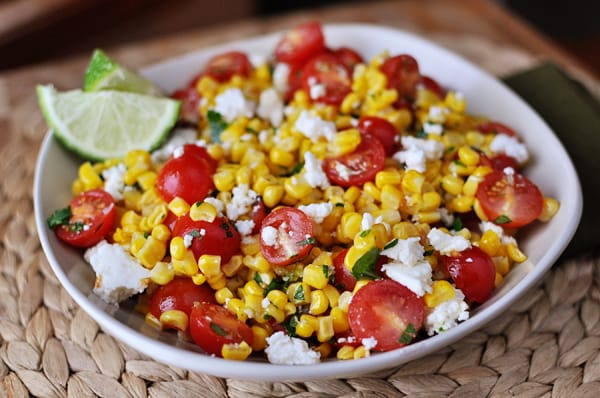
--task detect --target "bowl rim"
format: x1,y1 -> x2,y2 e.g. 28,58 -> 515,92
33,22 -> 583,381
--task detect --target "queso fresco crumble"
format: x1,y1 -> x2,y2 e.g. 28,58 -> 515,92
47,21 -> 559,364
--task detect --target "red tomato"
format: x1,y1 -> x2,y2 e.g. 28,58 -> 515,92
348,279 -> 425,351
332,249 -> 357,291
419,75 -> 445,98
179,144 -> 218,173
331,47 -> 364,70
302,53 -> 352,105
149,277 -> 216,330
476,121 -> 519,138
163,210 -> 178,232
156,152 -> 215,204
380,54 -> 420,101
171,87 -> 201,122
442,247 -> 496,304
479,153 -> 519,172
250,200 -> 267,234
189,302 -> 253,356
285,63 -> 305,102
476,170 -> 544,228
259,207 -> 315,266
203,51 -> 252,83
357,116 -> 399,156
274,21 -> 326,65
323,134 -> 385,187
173,215 -> 241,264
53,189 -> 116,248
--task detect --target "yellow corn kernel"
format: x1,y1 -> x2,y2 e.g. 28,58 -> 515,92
136,171 -> 157,191
221,341 -> 252,361
375,169 -> 402,189
145,312 -> 162,330
189,201 -> 217,222
270,147 -> 296,167
79,162 -> 103,190
338,291 -> 353,312
167,197 -> 190,217
192,273 -> 206,285
206,143 -> 224,161
317,316 -> 334,343
538,197 -> 560,222
222,255 -> 243,277
337,345 -> 355,360
253,174 -> 278,195
462,174 -> 483,197
340,92 -> 360,114
243,254 -> 271,273
170,237 -> 187,261
495,272 -> 504,287
123,189 -> 142,212
284,175 -> 313,199
507,243 -> 527,263
240,236 -> 261,256
295,316 -> 315,338
262,184 -> 285,208
226,298 -> 248,322
243,279 -> 264,297
493,255 -> 510,276
449,160 -> 474,177
413,211 -> 441,225
424,280 -> 456,308
287,282 -> 311,305
266,290 -> 288,310
421,191 -> 442,211
263,303 -> 285,323
215,287 -> 234,304
147,204 -> 168,229
315,342 -> 332,359
173,251 -> 198,276
235,165 -> 252,186
124,150 -> 151,168
206,274 -> 227,290
380,184 -> 403,210
331,307 -> 350,333
339,212 -> 362,241
159,310 -> 189,331
120,210 -> 141,227
329,128 -> 361,156
72,179 -> 84,196
402,170 -> 425,194
473,198 -> 488,221
303,264 -> 329,290
149,261 -> 175,285
250,326 -> 269,351
151,224 -> 171,243
480,230 -> 502,257
322,285 -> 340,308
284,303 -> 296,317
360,182 -> 380,202
130,233 -> 146,256
353,280 -> 370,294
309,290 -> 329,315
136,237 -> 167,268
449,195 -> 474,213
213,169 -> 236,192
457,146 -> 480,166
353,346 -> 370,359
441,174 -> 464,196
198,255 -> 221,277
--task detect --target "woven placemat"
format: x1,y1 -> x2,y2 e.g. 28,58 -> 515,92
1,35 -> 600,398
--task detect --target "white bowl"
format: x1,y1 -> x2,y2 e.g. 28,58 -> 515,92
34,23 -> 582,381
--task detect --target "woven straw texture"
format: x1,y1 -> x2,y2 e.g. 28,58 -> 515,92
1,25 -> 599,396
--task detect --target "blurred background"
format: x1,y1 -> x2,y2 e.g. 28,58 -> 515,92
0,0 -> 598,77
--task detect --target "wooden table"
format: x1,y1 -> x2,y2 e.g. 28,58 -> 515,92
1,1 -> 599,397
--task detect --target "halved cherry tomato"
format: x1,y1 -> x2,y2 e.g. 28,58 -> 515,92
380,54 -> 420,101
53,189 -> 116,248
274,21 -> 326,66
189,302 -> 253,356
476,121 -> 519,138
173,214 -> 241,264
171,87 -> 201,122
285,63 -> 305,102
179,144 -> 218,173
250,200 -> 267,234
203,51 -> 252,83
442,246 -> 496,304
476,170 -> 544,228
156,151 -> 215,204
259,207 -> 315,266
479,153 -> 519,172
149,277 -> 216,330
323,134 -> 385,187
357,116 -> 399,156
331,47 -> 364,71
332,249 -> 357,291
419,75 -> 445,98
348,279 -> 425,351
302,53 -> 352,105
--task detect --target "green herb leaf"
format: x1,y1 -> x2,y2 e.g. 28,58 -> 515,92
253,273 -> 264,286
322,264 -> 329,278
285,315 -> 298,337
351,247 -> 381,280
189,229 -> 203,238
220,220 -> 233,238
245,126 -> 258,134
210,322 -> 227,336
264,278 -> 284,295
416,130 -> 428,139
68,221 -> 86,233
281,162 -> 304,177
335,202 -> 344,207
207,110 -> 228,143
453,159 -> 466,167
143,231 -> 150,239
294,285 -> 305,301
451,215 -> 463,231
423,249 -> 434,256
494,215 -> 512,225
359,229 -> 371,238
297,236 -> 316,246
47,206 -> 71,228
195,201 -> 203,207
383,238 -> 399,250
399,323 -> 417,344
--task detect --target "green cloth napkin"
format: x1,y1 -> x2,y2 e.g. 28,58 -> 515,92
502,63 -> 600,257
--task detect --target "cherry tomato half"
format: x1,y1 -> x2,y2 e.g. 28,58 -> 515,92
259,207 -> 315,266
171,87 -> 201,122
156,151 -> 215,205
476,121 -> 519,138
442,246 -> 496,304
479,153 -> 519,172
53,189 -> 116,248
323,134 -> 385,187
302,53 -> 352,105
331,47 -> 364,71
149,277 -> 216,330
179,144 -> 218,173
380,54 -> 420,102
274,21 -> 326,66
419,75 -> 445,98
173,214 -> 241,264
476,170 -> 544,228
203,51 -> 252,83
348,279 -> 425,351
332,249 -> 357,291
189,302 -> 253,356
357,116 -> 399,156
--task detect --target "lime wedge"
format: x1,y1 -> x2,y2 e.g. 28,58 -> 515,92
37,84 -> 181,161
84,49 -> 164,95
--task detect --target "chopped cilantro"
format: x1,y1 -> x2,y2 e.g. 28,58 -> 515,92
195,201 -> 203,207
297,236 -> 316,246
47,206 -> 71,228
494,215 -> 512,225
253,273 -> 264,286
210,322 -> 227,336
416,130 -> 428,139
281,162 -> 304,177
264,279 -> 284,295
335,202 -> 345,207
383,238 -> 399,250
143,231 -> 150,239
451,215 -> 463,231
285,315 -> 298,337
351,247 -> 381,280
399,323 -> 417,344
245,126 -> 258,135
207,110 -> 228,143
68,221 -> 86,233
322,264 -> 329,278
220,220 -> 233,238
359,229 -> 371,238
189,229 -> 203,238
453,159 -> 466,167
294,285 -> 305,301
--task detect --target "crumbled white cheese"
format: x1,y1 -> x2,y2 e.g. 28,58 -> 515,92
261,226 -> 279,247
84,240 -> 150,304
334,162 -> 353,181
303,152 -> 330,189
298,202 -> 333,224
257,88 -> 284,127
203,197 -> 225,216
427,228 -> 471,254
226,184 -> 259,221
393,136 -> 444,172
101,163 -> 127,201
309,83 -> 326,100
428,105 -> 448,124
381,260 -> 433,297
361,337 -> 378,350
294,110 -> 337,143
235,219 -> 255,237
150,127 -> 198,163
425,286 -> 470,335
439,208 -> 455,227
361,213 -> 375,231
479,221 -> 516,245
489,134 -> 529,164
423,122 -> 443,135
249,53 -> 267,68
393,146 -> 427,172
183,228 -> 206,248
272,63 -> 291,94
172,146 -> 185,159
380,237 -> 424,267
213,88 -> 255,123
265,331 -> 321,365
